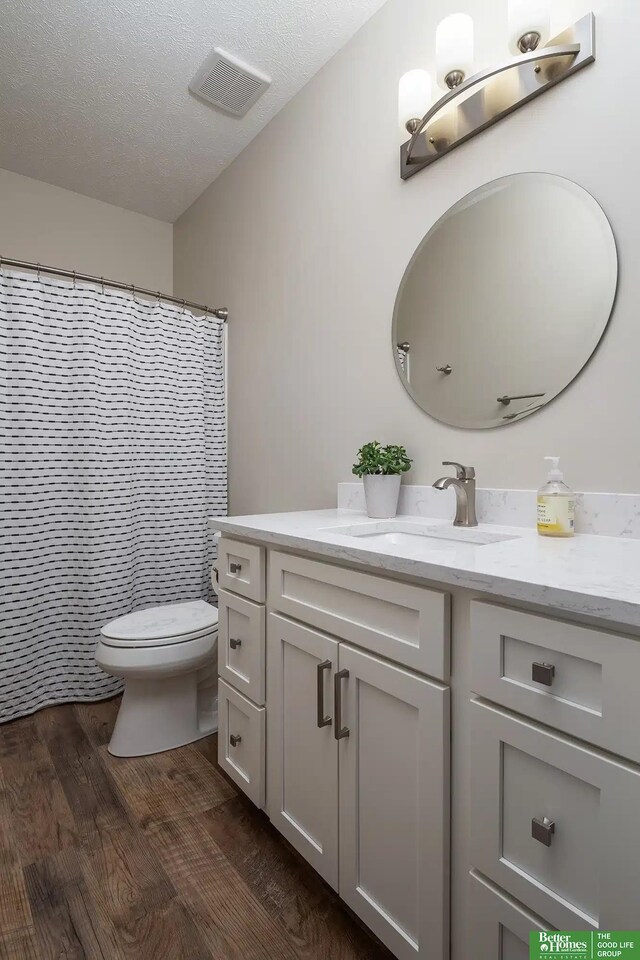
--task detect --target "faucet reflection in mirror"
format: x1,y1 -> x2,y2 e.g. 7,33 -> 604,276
398,4 -> 595,179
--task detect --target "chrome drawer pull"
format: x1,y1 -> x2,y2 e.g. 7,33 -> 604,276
334,669 -> 350,740
229,637 -> 242,650
317,660 -> 332,728
229,562 -> 243,574
532,661 -> 555,686
532,816 -> 555,846
229,734 -> 242,747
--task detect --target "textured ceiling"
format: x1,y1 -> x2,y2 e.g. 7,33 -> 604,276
0,0 -> 387,221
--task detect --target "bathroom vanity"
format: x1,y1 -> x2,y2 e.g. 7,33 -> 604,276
210,490 -> 640,960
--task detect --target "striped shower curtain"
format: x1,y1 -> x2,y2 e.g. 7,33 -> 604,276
1,268 -> 226,722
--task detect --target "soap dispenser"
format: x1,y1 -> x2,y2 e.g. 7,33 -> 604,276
537,457 -> 575,538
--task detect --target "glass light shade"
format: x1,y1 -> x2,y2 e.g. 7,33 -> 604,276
508,0 -> 550,54
398,70 -> 432,132
436,13 -> 474,90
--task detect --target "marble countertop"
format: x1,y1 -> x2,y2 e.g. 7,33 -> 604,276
209,509 -> 640,630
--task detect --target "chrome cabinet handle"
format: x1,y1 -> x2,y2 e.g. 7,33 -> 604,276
230,734 -> 242,747
532,661 -> 555,686
212,566 -> 219,584
317,660 -> 332,728
334,669 -> 350,740
229,562 -> 242,574
532,816 -> 555,846
229,637 -> 242,650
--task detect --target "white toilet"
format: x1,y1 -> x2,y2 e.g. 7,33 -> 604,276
96,599 -> 219,758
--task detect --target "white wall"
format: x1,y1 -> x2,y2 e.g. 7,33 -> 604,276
174,0 -> 640,514
0,168 -> 173,290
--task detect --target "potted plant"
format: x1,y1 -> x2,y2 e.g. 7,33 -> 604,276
352,441 -> 413,519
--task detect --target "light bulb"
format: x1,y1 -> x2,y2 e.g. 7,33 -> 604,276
398,70 -> 432,134
436,13 -> 474,90
508,0 -> 550,54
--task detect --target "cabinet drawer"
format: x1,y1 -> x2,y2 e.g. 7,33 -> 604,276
218,678 -> 265,808
471,600 -> 640,763
470,699 -> 640,931
218,589 -> 265,705
268,550 -> 449,679
217,537 -> 265,603
468,871 -> 554,960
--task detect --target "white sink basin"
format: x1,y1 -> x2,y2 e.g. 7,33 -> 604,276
322,519 -> 521,548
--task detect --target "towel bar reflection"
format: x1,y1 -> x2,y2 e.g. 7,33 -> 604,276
497,393 -> 545,406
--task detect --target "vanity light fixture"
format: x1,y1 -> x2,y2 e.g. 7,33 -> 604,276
399,9 -> 595,180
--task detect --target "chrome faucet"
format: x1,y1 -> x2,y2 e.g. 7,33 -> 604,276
433,462 -> 478,527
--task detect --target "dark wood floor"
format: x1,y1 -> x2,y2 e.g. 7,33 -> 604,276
0,696 -> 393,960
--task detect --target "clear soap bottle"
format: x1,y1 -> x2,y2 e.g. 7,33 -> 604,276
537,457 -> 575,538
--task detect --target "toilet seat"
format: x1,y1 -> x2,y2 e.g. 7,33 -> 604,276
100,599 -> 218,648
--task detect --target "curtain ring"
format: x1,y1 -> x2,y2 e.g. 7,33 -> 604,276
36,263 -> 41,281
101,277 -> 105,294
181,299 -> 186,315
72,270 -> 77,289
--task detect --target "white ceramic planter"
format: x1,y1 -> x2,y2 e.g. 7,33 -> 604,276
363,474 -> 402,519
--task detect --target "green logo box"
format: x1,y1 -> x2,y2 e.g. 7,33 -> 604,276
530,932 -> 640,959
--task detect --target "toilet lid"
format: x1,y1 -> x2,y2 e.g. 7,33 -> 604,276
101,600 -> 218,644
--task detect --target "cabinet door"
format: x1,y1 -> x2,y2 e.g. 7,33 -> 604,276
267,613 -> 339,888
337,643 -> 450,960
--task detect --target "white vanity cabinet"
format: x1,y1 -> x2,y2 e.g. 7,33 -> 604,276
213,529 -> 640,960
267,613 -> 450,960
216,538 -> 451,960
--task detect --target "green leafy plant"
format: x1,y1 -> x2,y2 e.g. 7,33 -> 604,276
352,441 -> 412,478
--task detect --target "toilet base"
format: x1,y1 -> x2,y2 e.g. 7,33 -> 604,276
108,672 -> 218,758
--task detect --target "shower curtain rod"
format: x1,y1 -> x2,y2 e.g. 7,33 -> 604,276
0,255 -> 228,321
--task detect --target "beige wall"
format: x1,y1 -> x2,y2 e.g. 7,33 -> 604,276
174,0 -> 640,514
0,168 -> 172,290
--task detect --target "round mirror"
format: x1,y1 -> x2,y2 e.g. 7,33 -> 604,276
392,173 -> 618,428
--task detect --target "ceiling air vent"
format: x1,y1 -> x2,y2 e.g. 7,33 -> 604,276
189,48 -> 271,117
